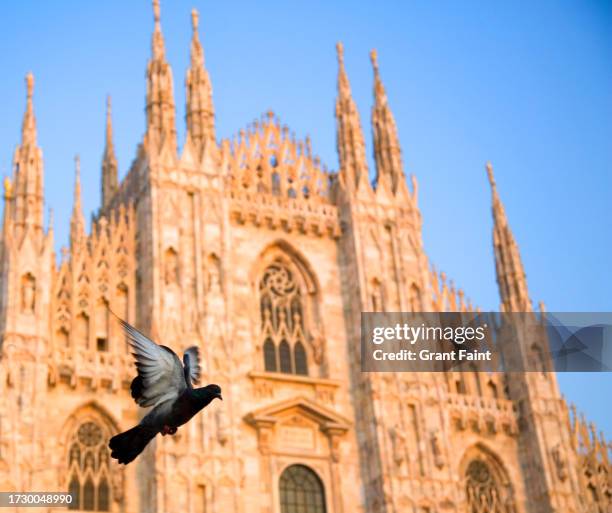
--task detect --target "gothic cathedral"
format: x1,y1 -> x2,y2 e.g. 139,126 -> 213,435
0,2 -> 609,513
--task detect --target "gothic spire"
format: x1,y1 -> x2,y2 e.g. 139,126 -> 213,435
21,73 -> 37,148
186,8 -> 215,157
145,0 -> 177,155
70,155 -> 85,247
370,50 -> 403,194
487,162 -> 532,312
335,42 -> 368,192
13,72 -> 44,231
102,95 -> 118,208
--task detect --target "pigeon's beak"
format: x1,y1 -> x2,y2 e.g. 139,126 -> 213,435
216,393 -> 223,401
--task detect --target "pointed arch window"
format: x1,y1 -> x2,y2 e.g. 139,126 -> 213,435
294,341 -> 308,375
67,421 -> 112,511
95,299 -> 109,352
279,465 -> 326,513
259,261 -> 310,376
263,338 -> 277,372
465,460 -> 505,513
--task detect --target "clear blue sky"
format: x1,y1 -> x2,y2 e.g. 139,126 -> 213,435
0,1 -> 610,434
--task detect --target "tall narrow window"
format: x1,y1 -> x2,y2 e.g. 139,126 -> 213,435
279,340 -> 292,373
263,338 -> 277,372
294,341 -> 308,375
67,421 -> 112,511
259,261 -> 310,375
279,465 -> 326,513
95,299 -> 109,352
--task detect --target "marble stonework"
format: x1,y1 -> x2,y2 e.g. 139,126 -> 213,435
0,2 -> 609,513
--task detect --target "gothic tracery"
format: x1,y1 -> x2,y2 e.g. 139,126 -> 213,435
67,421 -> 113,511
465,459 -> 509,513
259,260 -> 310,376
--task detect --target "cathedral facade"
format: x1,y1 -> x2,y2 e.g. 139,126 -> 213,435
0,2 -> 609,513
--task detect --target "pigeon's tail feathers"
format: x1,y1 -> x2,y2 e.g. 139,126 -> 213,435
183,346 -> 201,387
130,375 -> 144,402
109,425 -> 157,465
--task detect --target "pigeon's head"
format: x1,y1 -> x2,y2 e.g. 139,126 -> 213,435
205,384 -> 223,401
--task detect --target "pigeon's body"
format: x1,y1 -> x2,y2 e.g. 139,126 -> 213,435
109,317 -> 222,464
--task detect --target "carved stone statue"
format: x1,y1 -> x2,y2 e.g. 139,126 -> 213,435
164,249 -> 179,285
551,444 -> 567,482
431,430 -> 444,469
389,425 -> 407,470
309,327 -> 325,365
21,274 -> 36,313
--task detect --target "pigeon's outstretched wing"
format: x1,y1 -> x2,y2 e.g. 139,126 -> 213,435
182,346 -> 201,388
119,319 -> 186,408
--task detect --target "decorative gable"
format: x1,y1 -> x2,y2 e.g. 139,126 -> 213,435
244,396 -> 350,460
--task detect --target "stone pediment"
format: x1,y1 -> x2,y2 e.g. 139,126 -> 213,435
244,396 -> 351,434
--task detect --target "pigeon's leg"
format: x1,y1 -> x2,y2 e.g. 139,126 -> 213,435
161,425 -> 175,436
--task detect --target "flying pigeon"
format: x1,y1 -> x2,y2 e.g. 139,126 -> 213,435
109,318 -> 222,464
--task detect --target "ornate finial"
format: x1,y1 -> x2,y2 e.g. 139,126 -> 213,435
370,49 -> 379,73
26,72 -> 34,100
73,154 -> 82,203
71,154 -> 84,243
150,0 -> 166,60
105,95 -> 113,140
21,72 -> 38,147
191,8 -> 199,31
411,173 -> 418,195
3,176 -> 12,198
486,161 -> 495,187
153,0 -> 161,24
336,41 -> 344,64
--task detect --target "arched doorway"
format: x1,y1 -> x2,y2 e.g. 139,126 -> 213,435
279,464 -> 326,513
